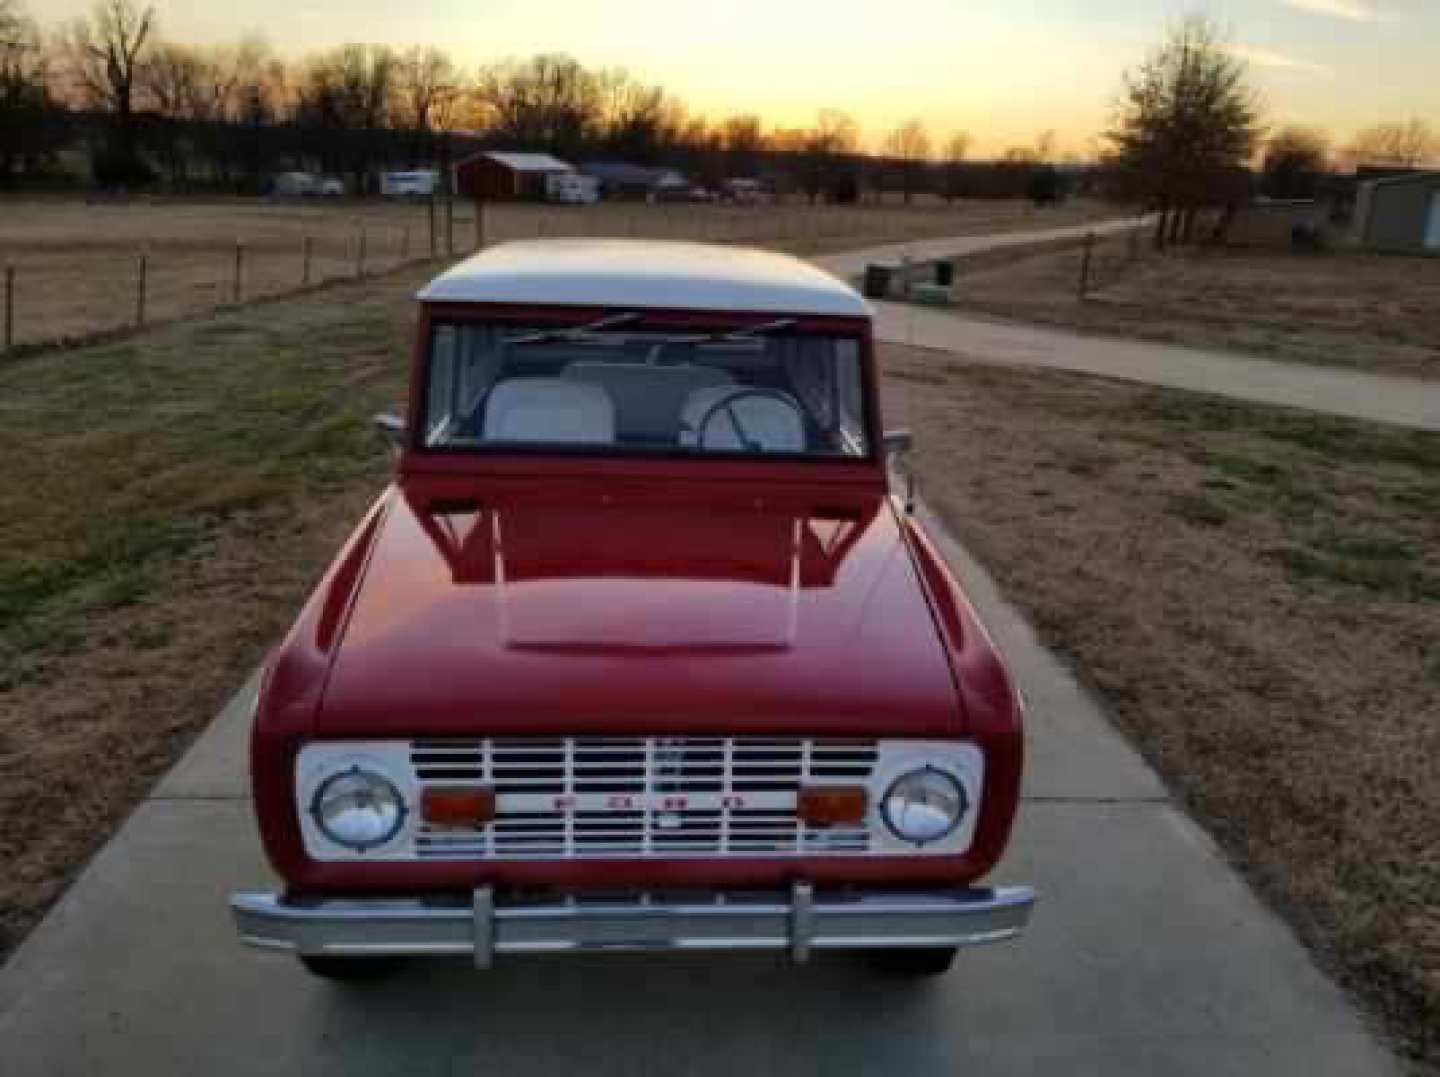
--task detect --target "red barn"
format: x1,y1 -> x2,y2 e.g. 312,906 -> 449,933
454,151 -> 574,202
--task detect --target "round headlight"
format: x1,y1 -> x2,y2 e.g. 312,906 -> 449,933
881,767 -> 967,845
311,767 -> 406,851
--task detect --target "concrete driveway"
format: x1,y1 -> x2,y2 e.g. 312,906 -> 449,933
812,232 -> 1440,433
0,507 -> 1397,1076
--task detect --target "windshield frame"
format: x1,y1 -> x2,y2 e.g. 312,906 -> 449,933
407,302 -> 881,468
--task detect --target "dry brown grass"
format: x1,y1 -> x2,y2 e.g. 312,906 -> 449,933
882,344 -> 1440,1069
0,195 -> 1115,348
948,239 -> 1440,380
0,268 -> 426,958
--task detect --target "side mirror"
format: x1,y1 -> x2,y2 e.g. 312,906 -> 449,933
882,429 -> 917,514
882,429 -> 914,457
374,413 -> 407,452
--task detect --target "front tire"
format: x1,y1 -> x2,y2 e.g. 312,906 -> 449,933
865,947 -> 958,978
299,955 -> 405,981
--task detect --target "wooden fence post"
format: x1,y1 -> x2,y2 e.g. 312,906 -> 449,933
233,242 -> 244,303
1077,231 -> 1095,300
356,227 -> 367,279
401,226 -> 410,260
135,252 -> 147,327
473,199 -> 485,250
302,236 -> 313,285
428,197 -> 438,257
3,265 -> 13,352
445,198 -> 455,256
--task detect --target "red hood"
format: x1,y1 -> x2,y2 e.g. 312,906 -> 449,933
316,483 -> 963,737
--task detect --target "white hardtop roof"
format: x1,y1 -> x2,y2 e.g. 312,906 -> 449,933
416,239 -> 870,317
482,151 -> 573,172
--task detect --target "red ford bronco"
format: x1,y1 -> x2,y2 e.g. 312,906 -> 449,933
229,239 -> 1034,980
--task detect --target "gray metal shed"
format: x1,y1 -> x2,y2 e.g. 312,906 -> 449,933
1349,170 -> 1440,253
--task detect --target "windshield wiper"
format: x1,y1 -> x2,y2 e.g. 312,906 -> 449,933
505,312 -> 641,346
508,316 -> 795,349
722,318 -> 795,340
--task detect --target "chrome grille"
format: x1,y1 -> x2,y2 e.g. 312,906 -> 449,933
409,737 -> 879,860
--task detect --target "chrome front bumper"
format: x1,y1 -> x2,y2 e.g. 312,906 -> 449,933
230,883 -> 1035,966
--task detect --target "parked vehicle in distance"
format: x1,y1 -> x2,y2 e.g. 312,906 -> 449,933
229,239 -> 1034,981
545,172 -> 600,204
722,177 -> 766,205
380,170 -> 440,197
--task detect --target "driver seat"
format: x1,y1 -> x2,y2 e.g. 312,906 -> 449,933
678,387 -> 806,452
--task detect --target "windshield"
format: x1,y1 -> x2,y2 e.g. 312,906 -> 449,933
420,318 -> 870,459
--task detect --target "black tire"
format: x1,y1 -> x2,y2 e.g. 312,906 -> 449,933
864,947 -> 958,978
299,955 -> 405,981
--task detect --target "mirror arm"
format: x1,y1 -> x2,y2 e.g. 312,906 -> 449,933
374,413 -> 408,453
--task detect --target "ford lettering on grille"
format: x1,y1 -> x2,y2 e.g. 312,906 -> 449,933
408,736 -> 879,860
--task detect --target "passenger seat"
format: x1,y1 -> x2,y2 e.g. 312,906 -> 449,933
482,378 -> 616,444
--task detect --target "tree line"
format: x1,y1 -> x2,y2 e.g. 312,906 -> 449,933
3,1 -> 1436,215
1105,14 -> 1437,248
2,0 -> 1010,199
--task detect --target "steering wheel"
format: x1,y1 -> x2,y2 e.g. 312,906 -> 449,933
691,388 -> 803,453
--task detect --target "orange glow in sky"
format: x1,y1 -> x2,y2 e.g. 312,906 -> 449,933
38,0 -> 1439,155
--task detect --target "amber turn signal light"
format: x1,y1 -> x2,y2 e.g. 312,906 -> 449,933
421,786 -> 496,827
797,785 -> 868,827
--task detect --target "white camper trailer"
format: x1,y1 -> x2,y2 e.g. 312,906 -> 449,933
545,172 -> 600,204
380,170 -> 440,197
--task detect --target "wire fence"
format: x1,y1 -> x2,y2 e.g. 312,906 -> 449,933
1075,224 -> 1150,299
1,197 -> 1118,356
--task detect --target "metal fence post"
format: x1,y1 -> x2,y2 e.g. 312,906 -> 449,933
135,252 -> 147,327
1078,231 -> 1095,300
428,197 -> 438,257
474,199 -> 485,250
233,242 -> 244,303
445,198 -> 455,256
3,265 -> 13,352
302,236 -> 313,285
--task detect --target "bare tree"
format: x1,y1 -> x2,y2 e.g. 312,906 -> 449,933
1260,124 -> 1329,199
884,118 -> 931,205
599,73 -> 681,164
296,43 -> 398,190
940,130 -> 970,203
1,0 -> 65,182
394,46 -> 457,132
1107,15 -> 1260,247
720,113 -> 765,177
1033,129 -> 1056,163
392,45 -> 462,177
476,53 -> 601,159
1345,119 -> 1437,169
66,0 -> 155,184
0,0 -> 26,47
790,108 -> 856,203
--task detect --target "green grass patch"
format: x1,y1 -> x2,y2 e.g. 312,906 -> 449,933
0,289 -> 412,684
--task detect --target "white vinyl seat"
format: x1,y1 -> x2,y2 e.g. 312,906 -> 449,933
679,386 -> 806,453
482,378 -> 616,444
562,362 -> 733,442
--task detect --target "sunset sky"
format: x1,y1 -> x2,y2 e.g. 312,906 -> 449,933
39,0 -> 1440,155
